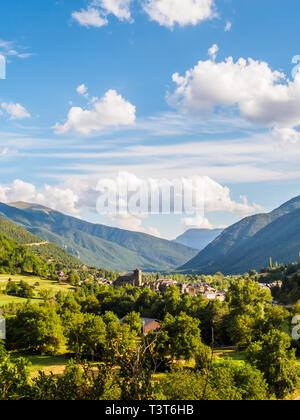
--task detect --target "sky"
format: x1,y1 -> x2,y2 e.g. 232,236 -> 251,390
1,0 -> 300,239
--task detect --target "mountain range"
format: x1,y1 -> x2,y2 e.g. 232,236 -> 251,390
175,228 -> 223,250
0,202 -> 198,272
0,216 -> 81,268
179,195 -> 300,275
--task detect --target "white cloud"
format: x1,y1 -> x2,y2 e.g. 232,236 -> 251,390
168,51 -> 300,141
107,213 -> 163,237
181,215 -> 213,229
55,88 -> 136,135
38,185 -> 79,215
0,39 -> 34,60
93,0 -> 133,20
72,7 -> 108,27
202,176 -> 263,214
142,0 -> 216,28
3,179 -> 37,203
72,0 -> 133,28
0,172 -> 263,237
224,21 -> 232,32
1,102 -> 30,120
0,180 -> 80,215
272,127 -> 300,145
73,0 -> 215,28
77,84 -> 89,97
95,171 -> 262,216
208,43 -> 218,61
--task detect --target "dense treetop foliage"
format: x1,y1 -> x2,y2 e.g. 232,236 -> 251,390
0,220 -> 299,400
1,272 -> 299,400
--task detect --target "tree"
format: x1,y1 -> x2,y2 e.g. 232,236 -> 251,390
0,345 -> 30,400
157,368 -> 206,400
263,305 -> 290,333
6,304 -> 65,355
122,311 -> 142,334
208,360 -> 269,400
159,312 -> 203,362
224,279 -> 273,347
68,272 -> 80,286
29,361 -> 119,400
157,361 -> 269,401
66,313 -> 106,360
115,336 -> 157,400
39,289 -> 55,304
246,330 -> 300,398
161,286 -> 181,316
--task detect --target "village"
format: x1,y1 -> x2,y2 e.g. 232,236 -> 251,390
103,269 -> 227,302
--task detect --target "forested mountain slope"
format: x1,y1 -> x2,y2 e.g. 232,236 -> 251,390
0,202 -> 198,272
179,195 -> 300,274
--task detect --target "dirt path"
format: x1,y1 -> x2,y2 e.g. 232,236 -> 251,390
26,241 -> 49,247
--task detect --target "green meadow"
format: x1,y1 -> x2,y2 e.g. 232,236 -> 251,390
0,274 -> 74,306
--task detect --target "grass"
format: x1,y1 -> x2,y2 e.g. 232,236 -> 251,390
0,274 -> 74,306
0,294 -> 36,305
13,353 -> 70,377
213,349 -> 246,367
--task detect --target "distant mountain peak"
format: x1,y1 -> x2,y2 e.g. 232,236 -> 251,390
0,201 -> 198,272
175,228 -> 223,251
179,194 -> 300,275
8,201 -> 55,214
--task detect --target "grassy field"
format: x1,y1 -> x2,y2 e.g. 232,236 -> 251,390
13,354 -> 70,377
0,274 -> 74,306
0,294 -> 36,306
214,349 -> 246,367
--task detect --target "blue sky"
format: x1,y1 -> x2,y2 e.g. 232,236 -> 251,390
1,0 -> 300,239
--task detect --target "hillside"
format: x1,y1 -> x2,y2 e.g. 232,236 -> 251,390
0,217 -> 81,268
0,217 -> 43,244
179,195 -> 300,275
175,228 -> 223,250
0,202 -> 198,272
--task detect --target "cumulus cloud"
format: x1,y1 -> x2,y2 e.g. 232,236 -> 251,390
55,88 -> 136,135
3,180 -> 37,203
142,0 -> 216,28
0,174 -> 262,236
39,186 -> 80,215
95,171 -> 262,216
201,176 -> 263,214
107,213 -> 163,237
72,7 -> 108,27
73,0 -> 216,28
94,0 -> 133,20
168,49 -> 300,143
272,127 -> 300,145
0,180 -> 80,215
72,0 -> 133,27
181,215 -> 213,229
1,102 -> 30,120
